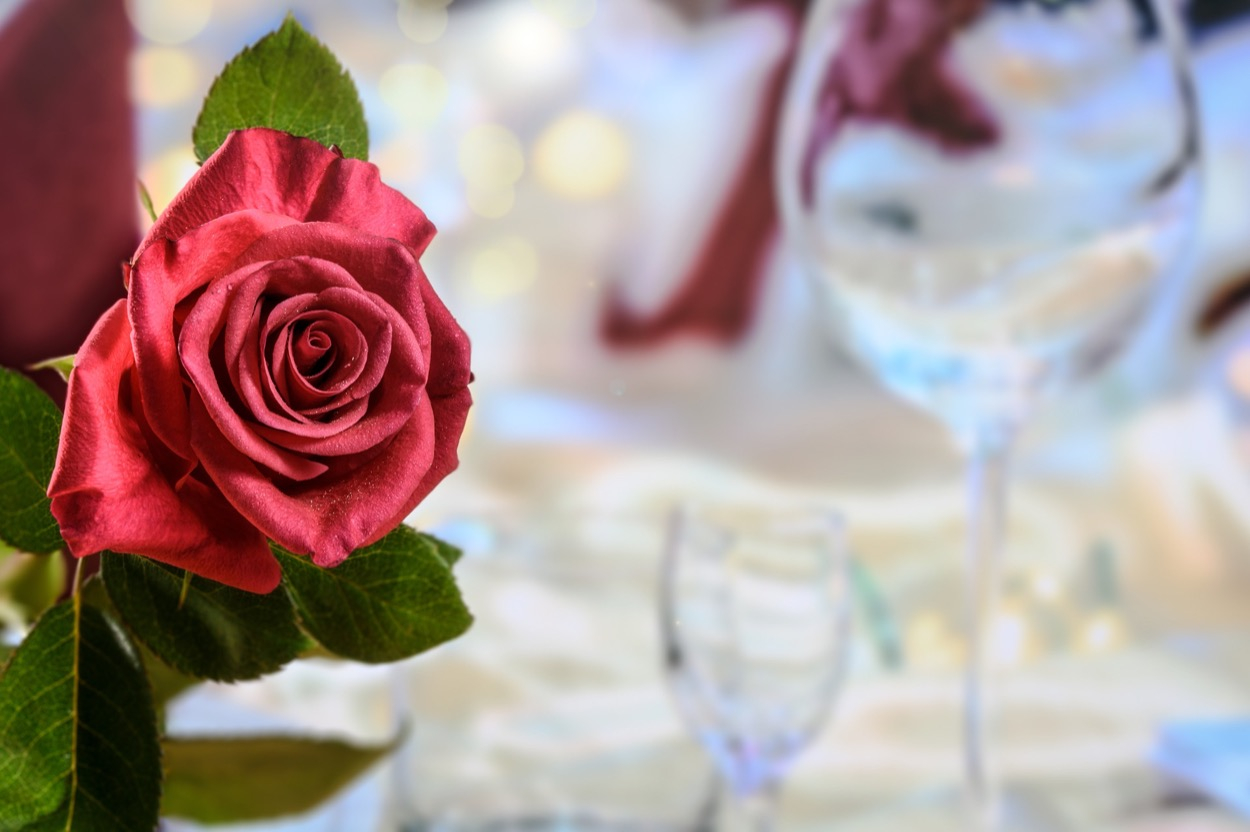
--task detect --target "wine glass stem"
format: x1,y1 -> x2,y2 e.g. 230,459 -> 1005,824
962,423 -> 1013,830
726,784 -> 780,832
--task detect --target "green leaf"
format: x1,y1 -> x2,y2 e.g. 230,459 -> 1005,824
80,576 -> 199,710
274,525 -> 473,664
2,552 -> 66,624
425,533 -> 463,569
27,354 -> 75,383
102,554 -> 307,682
162,735 -> 395,824
192,15 -> 368,163
0,597 -> 161,831
0,367 -> 64,555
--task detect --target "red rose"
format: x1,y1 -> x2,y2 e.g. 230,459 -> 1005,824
47,128 -> 472,593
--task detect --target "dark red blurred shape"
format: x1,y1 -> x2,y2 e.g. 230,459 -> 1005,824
0,0 -> 136,392
603,0 -> 997,349
801,0 -> 997,206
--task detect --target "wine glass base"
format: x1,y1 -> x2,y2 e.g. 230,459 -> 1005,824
833,785 -> 1073,832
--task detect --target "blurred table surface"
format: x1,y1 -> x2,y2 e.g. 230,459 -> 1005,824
90,1 -> 1250,830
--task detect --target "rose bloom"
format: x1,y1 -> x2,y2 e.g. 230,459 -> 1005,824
47,128 -> 472,593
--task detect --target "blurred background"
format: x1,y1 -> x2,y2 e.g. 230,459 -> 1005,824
6,0 -> 1250,829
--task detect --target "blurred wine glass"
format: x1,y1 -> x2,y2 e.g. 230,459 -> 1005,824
777,0 -> 1199,828
660,505 -> 851,832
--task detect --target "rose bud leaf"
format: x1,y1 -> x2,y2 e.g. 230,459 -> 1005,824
0,597 -> 162,831
102,554 -> 309,683
161,734 -> 398,824
26,353 -> 75,383
192,15 -> 368,164
0,367 -> 65,555
274,525 -> 473,664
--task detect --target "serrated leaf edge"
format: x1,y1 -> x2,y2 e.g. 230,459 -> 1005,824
192,16 -> 367,164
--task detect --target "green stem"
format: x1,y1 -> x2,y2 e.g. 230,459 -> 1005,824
177,571 -> 194,611
71,557 -> 85,597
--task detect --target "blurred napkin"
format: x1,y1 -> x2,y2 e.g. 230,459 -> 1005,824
0,0 -> 135,390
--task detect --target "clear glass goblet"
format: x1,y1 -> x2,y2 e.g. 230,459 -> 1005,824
776,0 -> 1200,828
660,505 -> 852,832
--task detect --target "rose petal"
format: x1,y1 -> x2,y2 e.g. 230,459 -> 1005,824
275,312 -> 362,404
140,128 -> 435,263
232,223 -> 430,344
290,320 -> 337,380
371,384 -> 473,539
250,299 -> 422,457
179,270 -> 331,483
418,274 -> 473,397
224,258 -> 390,431
260,287 -> 389,415
129,210 -> 298,459
47,301 -> 280,594
190,393 -> 439,567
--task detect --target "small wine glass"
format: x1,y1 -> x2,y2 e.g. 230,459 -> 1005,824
660,504 -> 852,832
777,0 -> 1200,828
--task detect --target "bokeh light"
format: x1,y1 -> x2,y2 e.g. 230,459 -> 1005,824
131,46 -> 199,108
528,0 -> 597,29
1079,611 -> 1127,654
465,184 -> 517,219
127,0 -> 213,45
458,125 -> 525,188
139,144 -> 200,226
459,124 -> 524,218
463,235 -> 540,300
533,110 -> 630,200
371,136 -> 427,186
379,63 -> 449,128
397,0 -> 449,44
480,5 -> 579,97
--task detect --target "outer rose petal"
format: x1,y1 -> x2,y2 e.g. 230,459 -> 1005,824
418,277 -> 473,397
47,301 -> 280,594
139,128 -> 436,263
374,384 -> 473,538
130,210 -> 298,458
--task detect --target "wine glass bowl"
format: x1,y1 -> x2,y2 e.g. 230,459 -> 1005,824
778,0 -> 1199,436
776,1 -> 1200,829
660,505 -> 851,828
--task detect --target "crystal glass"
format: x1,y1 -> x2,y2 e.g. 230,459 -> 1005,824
660,504 -> 851,832
776,0 -> 1199,828
389,507 -> 714,831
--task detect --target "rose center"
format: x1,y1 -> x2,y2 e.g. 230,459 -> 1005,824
291,322 -> 337,382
